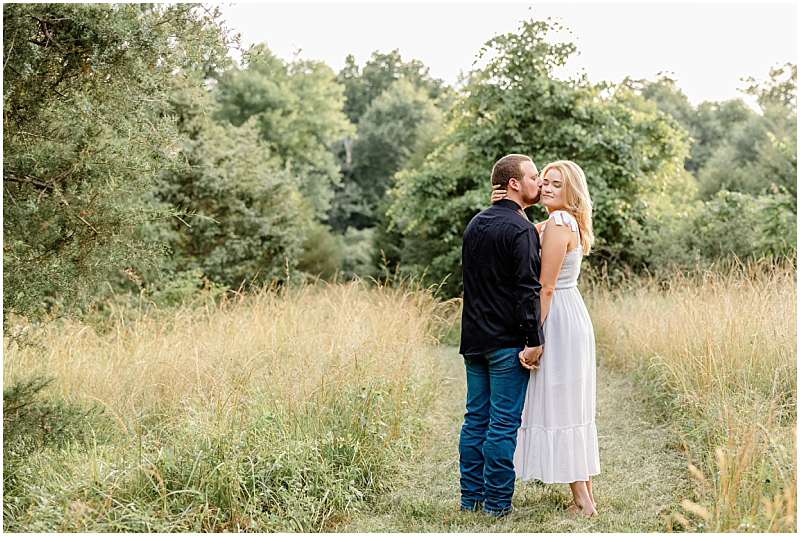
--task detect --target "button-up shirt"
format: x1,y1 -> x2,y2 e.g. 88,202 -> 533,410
459,199 -> 545,355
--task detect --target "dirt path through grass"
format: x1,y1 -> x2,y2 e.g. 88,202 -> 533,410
338,346 -> 693,532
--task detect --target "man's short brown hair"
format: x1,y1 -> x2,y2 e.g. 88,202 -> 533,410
491,154 -> 532,189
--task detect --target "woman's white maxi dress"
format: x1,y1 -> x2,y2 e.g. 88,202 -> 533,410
514,210 -> 600,483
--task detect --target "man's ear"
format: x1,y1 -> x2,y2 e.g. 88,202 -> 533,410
508,178 -> 520,191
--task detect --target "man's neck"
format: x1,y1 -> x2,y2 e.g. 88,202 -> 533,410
504,196 -> 527,210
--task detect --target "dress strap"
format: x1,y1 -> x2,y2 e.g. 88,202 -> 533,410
541,210 -> 579,237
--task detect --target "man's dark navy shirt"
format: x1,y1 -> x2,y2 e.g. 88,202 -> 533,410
459,199 -> 545,355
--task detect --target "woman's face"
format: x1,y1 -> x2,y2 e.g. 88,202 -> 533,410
541,169 -> 566,211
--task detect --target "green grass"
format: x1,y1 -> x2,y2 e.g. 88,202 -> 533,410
3,279 -> 454,532
586,257 -> 796,531
338,347 -> 693,532
4,260 -> 795,532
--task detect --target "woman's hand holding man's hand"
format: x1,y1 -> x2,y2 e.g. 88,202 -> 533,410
519,345 -> 543,370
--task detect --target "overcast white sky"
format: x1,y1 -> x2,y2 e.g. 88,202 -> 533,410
215,2 -> 797,111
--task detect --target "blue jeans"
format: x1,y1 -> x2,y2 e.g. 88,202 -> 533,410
459,347 -> 528,514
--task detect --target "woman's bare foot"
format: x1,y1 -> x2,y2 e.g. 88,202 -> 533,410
566,503 -> 579,514
566,502 -> 597,517
573,477 -> 597,509
568,482 -> 597,517
567,502 -> 597,517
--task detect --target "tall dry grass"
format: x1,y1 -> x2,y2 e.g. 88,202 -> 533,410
586,257 -> 797,532
3,278 -> 458,532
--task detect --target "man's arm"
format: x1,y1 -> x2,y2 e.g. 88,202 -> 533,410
511,226 -> 545,349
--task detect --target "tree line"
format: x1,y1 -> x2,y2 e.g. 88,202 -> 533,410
4,5 -> 796,324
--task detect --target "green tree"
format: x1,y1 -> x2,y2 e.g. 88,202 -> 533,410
632,189 -> 796,272
329,79 -> 443,231
328,51 -> 451,279
386,19 -> 691,295
689,99 -> 756,179
621,74 -> 696,134
627,66 -> 796,204
696,65 -> 797,201
696,117 -> 796,201
629,65 -> 797,273
742,62 -> 797,114
741,63 -> 797,200
621,76 -> 758,176
3,3 -> 231,323
149,90 -> 307,289
214,45 -> 354,215
338,49 -> 447,125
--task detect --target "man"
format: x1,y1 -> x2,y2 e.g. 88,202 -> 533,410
458,154 -> 545,517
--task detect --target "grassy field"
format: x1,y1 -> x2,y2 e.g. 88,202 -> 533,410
4,259 -> 796,532
339,348 -> 694,532
3,279 -> 457,531
586,257 -> 796,532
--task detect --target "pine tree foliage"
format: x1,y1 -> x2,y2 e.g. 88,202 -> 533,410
3,3 -> 232,323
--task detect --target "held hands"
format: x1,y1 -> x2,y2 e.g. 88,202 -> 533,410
491,184 -> 508,205
519,345 -> 543,370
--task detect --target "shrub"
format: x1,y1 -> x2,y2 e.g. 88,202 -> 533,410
633,189 -> 797,273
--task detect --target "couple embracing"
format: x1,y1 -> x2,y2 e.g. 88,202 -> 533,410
459,154 -> 600,518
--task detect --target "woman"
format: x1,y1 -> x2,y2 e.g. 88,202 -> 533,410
491,160 -> 600,517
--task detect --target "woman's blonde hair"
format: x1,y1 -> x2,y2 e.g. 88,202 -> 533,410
541,160 -> 595,256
